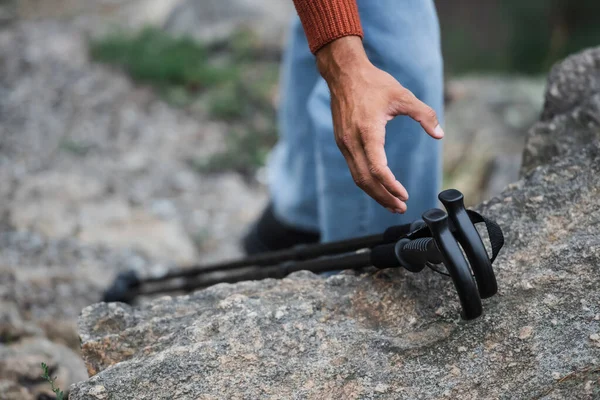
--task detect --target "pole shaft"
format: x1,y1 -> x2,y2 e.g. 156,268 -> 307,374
139,251 -> 374,296
144,234 -> 384,283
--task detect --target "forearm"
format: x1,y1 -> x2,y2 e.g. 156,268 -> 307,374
292,0 -> 364,54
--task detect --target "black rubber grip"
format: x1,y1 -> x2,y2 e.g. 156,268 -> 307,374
400,237 -> 443,266
422,208 -> 482,320
370,243 -> 401,269
439,189 -> 497,298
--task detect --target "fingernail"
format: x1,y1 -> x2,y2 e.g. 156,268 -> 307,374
434,124 -> 445,138
386,207 -> 395,213
395,208 -> 405,214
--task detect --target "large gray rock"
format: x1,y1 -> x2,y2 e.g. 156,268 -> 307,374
541,47 -> 600,121
521,47 -> 600,175
69,52 -> 600,399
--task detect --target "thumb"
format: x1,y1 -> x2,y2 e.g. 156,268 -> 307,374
390,87 -> 444,139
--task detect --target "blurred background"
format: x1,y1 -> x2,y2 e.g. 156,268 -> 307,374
0,1 -> 598,397
0,0 -> 599,269
1,0 -> 599,277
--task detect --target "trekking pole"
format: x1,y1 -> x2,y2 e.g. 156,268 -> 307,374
139,208 -> 483,319
144,221 -> 422,282
103,221 -> 425,304
103,189 -> 504,319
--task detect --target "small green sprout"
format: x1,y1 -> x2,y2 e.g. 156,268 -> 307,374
41,362 -> 65,400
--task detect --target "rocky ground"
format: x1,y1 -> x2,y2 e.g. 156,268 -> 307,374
70,47 -> 600,399
0,14 -> 267,400
0,1 -> 546,398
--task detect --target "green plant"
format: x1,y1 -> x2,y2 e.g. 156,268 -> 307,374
59,138 -> 92,156
90,27 -> 237,88
206,82 -> 248,120
90,27 -> 281,176
41,362 -> 64,400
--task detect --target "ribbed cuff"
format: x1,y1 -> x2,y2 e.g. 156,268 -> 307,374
293,0 -> 364,54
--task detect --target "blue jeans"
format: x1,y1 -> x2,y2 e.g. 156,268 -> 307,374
268,0 -> 444,243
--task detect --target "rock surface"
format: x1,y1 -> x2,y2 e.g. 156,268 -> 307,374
70,50 -> 600,399
0,3 -> 593,398
522,47 -> 600,175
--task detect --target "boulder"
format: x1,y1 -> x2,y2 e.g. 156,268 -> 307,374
521,47 -> 600,175
70,49 -> 600,399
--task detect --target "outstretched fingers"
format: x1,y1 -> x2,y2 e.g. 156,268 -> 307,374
361,127 -> 409,202
392,88 -> 445,139
338,127 -> 407,213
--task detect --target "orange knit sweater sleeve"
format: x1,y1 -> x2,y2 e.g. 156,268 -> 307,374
292,0 -> 364,54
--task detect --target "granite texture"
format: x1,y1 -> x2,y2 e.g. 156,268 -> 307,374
70,48 -> 600,400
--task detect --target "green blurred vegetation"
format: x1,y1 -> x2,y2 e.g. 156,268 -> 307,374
90,27 -> 237,88
59,137 -> 93,156
439,0 -> 600,75
89,27 -> 279,176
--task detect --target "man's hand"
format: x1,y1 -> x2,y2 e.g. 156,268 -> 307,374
316,36 -> 444,214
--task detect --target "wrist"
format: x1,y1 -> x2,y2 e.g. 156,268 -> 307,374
316,36 -> 370,84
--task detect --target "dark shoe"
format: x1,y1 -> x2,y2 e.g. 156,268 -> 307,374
243,204 -> 320,255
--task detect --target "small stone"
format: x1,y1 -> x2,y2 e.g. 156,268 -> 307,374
531,195 -> 544,203
584,380 -> 594,394
519,326 -> 534,340
550,319 -> 558,326
589,333 -> 600,341
458,346 -> 467,353
88,385 -> 108,399
552,372 -> 562,380
450,366 -> 461,376
374,383 -> 389,393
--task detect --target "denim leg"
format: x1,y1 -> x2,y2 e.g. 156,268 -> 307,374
267,18 -> 321,233
308,0 -> 444,242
